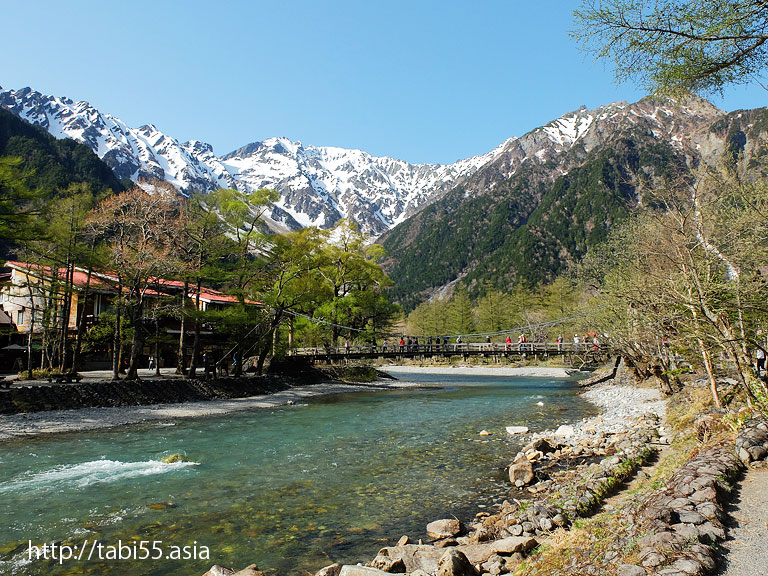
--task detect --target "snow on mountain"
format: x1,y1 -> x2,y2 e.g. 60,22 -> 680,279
457,97 -> 725,199
542,106 -> 595,146
0,86 -> 512,235
0,86 -> 724,236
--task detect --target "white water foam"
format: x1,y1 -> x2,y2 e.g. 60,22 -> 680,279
0,459 -> 198,493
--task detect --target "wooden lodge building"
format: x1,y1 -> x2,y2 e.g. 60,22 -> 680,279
0,261 -> 259,371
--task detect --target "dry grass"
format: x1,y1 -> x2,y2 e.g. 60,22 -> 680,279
513,383 -> 732,575
512,514 -> 622,575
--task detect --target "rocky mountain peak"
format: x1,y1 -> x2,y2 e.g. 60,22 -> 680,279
0,86 -> 733,237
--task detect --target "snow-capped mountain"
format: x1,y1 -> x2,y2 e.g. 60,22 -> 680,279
0,86 -> 511,234
379,95 -> 746,308
0,86 -> 725,236
452,97 -> 725,198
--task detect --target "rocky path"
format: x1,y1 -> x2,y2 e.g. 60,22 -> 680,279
720,466 -> 768,576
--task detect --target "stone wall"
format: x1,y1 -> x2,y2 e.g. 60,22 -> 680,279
0,376 -> 294,414
619,417 -> 768,576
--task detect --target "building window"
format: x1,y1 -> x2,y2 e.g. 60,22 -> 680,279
17,309 -> 24,325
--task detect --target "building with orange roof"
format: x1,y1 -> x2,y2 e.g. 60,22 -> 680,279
0,261 -> 261,370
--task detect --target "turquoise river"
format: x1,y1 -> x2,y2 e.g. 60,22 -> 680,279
0,372 -> 598,576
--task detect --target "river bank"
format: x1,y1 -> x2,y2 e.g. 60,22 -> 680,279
288,372 -> 768,576
362,379 -> 666,570
0,380 -> 421,442
0,365 -> 571,442
381,366 -> 577,378
0,369 -> 597,576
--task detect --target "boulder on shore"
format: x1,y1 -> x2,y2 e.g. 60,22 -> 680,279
371,545 -> 444,574
339,566 -> 403,576
203,567 -> 235,576
436,549 -> 477,576
524,438 -> 558,454
509,460 -> 535,486
315,564 -> 342,576
506,426 -> 529,435
426,518 -> 465,539
233,565 -> 264,576
554,425 -> 575,438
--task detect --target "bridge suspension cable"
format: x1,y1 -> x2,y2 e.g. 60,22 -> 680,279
280,309 -> 588,341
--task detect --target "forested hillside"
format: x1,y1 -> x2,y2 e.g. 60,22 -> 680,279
380,99 -> 768,311
0,108 -> 125,194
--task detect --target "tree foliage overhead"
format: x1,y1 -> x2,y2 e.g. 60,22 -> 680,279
0,157 -> 43,243
573,0 -> 768,96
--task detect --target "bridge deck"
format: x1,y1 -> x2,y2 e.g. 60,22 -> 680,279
288,342 -> 605,362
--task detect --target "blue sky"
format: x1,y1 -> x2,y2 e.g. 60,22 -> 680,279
2,0 -> 765,164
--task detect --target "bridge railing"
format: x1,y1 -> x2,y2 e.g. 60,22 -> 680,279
287,342 -> 602,356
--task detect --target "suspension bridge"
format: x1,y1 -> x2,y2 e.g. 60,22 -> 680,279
287,341 -> 610,365
283,312 -> 610,365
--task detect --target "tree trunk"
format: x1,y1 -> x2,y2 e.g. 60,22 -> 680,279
26,315 -> 34,379
232,344 -> 242,377
112,276 -> 122,381
177,280 -> 188,375
725,343 -> 756,408
652,364 -> 675,395
59,262 -> 74,373
256,339 -> 271,375
256,312 -> 283,375
699,342 -> 721,409
71,265 -> 93,376
126,298 -> 144,381
154,315 -> 161,377
23,271 -> 36,379
187,279 -> 203,380
272,324 -> 279,356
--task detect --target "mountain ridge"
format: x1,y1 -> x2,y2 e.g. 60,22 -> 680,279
378,96 -> 768,309
0,85 -> 517,234
6,84 -> 765,312
0,85 -> 708,237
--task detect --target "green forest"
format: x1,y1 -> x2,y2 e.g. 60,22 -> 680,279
3,0 -> 768,416
0,110 -> 400,381
4,94 -> 768,413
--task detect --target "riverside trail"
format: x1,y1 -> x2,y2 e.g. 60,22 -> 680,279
720,467 -> 768,576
